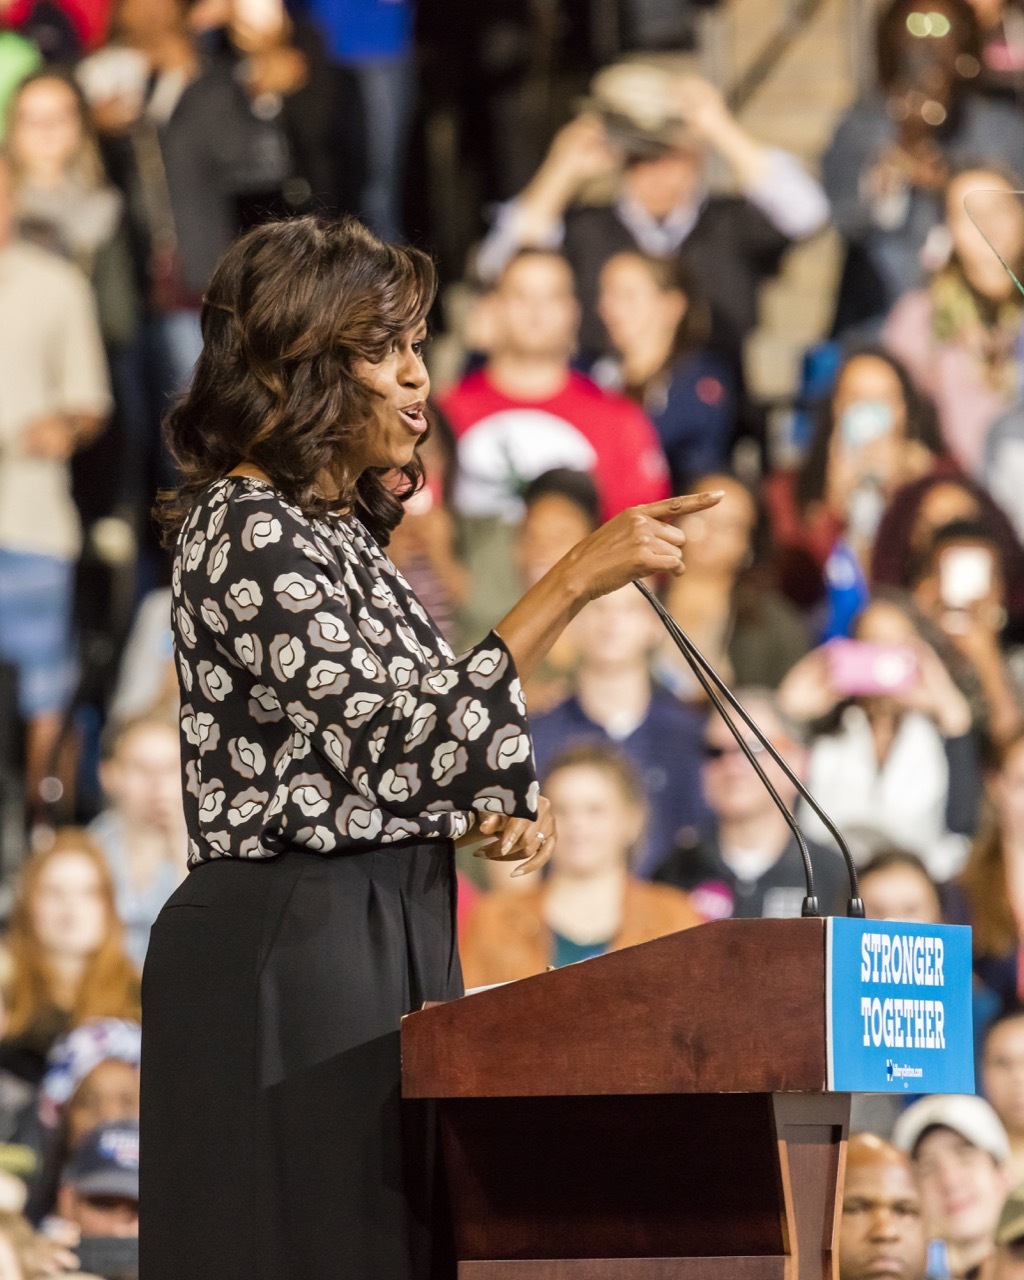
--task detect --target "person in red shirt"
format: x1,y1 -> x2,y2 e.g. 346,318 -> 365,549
444,249 -> 670,525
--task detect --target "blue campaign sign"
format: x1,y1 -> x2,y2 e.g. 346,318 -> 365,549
826,918 -> 974,1094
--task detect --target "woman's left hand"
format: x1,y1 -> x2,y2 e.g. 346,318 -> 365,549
473,797 -> 556,878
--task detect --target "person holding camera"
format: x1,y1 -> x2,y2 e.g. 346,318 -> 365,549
475,60 -> 829,365
910,516 -> 1024,749
823,0 -> 1024,336
776,594 -> 980,881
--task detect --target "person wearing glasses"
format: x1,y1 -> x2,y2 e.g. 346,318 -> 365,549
653,687 -> 848,919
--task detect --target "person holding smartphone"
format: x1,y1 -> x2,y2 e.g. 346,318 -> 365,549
777,594 -> 980,881
911,517 -> 1024,749
764,345 -> 942,620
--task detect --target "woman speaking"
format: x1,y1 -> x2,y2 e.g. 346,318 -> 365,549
140,215 -> 720,1279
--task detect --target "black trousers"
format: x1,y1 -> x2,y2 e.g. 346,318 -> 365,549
139,842 -> 462,1279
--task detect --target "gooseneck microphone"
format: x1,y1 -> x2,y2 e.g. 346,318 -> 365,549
634,581 -> 865,920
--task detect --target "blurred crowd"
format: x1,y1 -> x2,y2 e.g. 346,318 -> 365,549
5,0 -> 1024,1274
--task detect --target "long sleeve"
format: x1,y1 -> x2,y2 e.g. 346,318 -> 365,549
173,479 -> 538,862
742,147 -> 830,242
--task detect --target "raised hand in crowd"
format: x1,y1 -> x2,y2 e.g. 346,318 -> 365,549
501,113 -> 622,248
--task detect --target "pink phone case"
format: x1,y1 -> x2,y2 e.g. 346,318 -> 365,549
827,640 -> 917,698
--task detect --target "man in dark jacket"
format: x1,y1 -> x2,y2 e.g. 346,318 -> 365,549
654,687 -> 848,918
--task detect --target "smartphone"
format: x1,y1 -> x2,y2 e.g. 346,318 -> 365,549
939,545 -> 993,608
74,1235 -> 138,1280
827,639 -> 918,698
838,400 -> 893,449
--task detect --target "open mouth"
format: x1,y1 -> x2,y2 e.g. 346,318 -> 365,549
399,402 -> 427,433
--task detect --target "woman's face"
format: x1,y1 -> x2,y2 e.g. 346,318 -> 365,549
10,79 -> 83,180
597,254 -> 685,357
350,323 -> 430,475
855,599 -> 918,645
66,1058 -> 141,1150
30,852 -> 108,961
860,864 -> 942,923
947,170 -> 1024,300
546,765 -> 642,878
831,356 -> 908,450
677,474 -> 755,578
516,494 -> 593,587
993,739 -> 1024,841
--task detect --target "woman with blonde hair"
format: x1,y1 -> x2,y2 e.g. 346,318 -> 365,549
4,68 -> 136,349
461,742 -> 703,986
0,831 -> 140,1087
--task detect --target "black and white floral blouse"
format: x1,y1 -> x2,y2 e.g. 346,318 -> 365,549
172,477 -> 539,867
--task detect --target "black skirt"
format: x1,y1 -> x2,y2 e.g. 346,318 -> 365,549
139,841 -> 462,1280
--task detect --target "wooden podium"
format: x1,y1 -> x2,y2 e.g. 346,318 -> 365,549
401,917 -> 849,1280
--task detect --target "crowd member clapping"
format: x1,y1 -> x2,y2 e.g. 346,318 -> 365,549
0,834 -> 139,1087
824,0 -> 1024,335
765,346 -> 942,622
654,688 -> 849,918
475,60 -> 829,364
530,584 -> 709,879
778,596 -> 980,879
654,471 -> 809,698
589,252 -> 736,491
893,1094 -> 1012,1279
885,164 -> 1024,476
839,1133 -> 927,1280
460,744 -> 701,986
86,713 -> 185,969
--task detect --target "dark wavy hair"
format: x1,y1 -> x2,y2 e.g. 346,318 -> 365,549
795,344 -> 944,512
156,216 -> 437,547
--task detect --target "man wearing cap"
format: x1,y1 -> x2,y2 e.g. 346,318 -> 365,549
991,1185 -> 1024,1278
893,1094 -> 1013,1279
57,1119 -> 138,1241
840,1133 -> 928,1280
475,61 -> 830,363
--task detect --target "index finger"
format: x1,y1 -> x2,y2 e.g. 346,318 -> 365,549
638,490 -> 724,523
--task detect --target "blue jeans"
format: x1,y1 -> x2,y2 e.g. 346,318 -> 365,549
349,55 -> 414,242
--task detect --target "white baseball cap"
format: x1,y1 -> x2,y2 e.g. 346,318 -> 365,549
892,1093 -> 1010,1164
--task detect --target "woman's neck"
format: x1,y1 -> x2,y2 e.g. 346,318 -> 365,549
543,865 -> 628,943
488,354 -> 570,401
46,953 -> 89,1008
